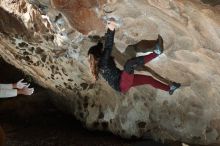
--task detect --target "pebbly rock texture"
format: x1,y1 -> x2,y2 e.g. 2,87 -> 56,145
0,0 -> 220,145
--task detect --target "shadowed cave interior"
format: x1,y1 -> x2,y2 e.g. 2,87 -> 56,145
0,58 -> 179,146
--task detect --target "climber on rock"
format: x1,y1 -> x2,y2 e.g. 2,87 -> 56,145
0,79 -> 34,98
88,19 -> 181,95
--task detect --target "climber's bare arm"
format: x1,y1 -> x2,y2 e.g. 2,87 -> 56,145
102,19 -> 117,62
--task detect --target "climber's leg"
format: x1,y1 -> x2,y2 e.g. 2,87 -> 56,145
124,53 -> 158,74
169,82 -> 181,95
120,72 -> 181,94
132,74 -> 170,91
153,35 -> 164,55
132,74 -> 181,94
120,35 -> 166,93
120,54 -> 158,93
134,35 -> 164,55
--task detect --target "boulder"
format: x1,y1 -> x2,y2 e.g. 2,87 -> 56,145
0,0 -> 220,145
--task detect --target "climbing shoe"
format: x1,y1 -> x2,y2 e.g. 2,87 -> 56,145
153,35 -> 164,55
169,82 -> 181,95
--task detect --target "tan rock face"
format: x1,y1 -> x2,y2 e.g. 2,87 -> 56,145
0,7 -> 28,37
0,0 -> 220,145
52,0 -> 106,34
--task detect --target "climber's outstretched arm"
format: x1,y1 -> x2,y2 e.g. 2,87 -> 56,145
102,21 -> 117,62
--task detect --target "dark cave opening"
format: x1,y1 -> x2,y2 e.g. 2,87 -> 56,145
0,57 -> 130,146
